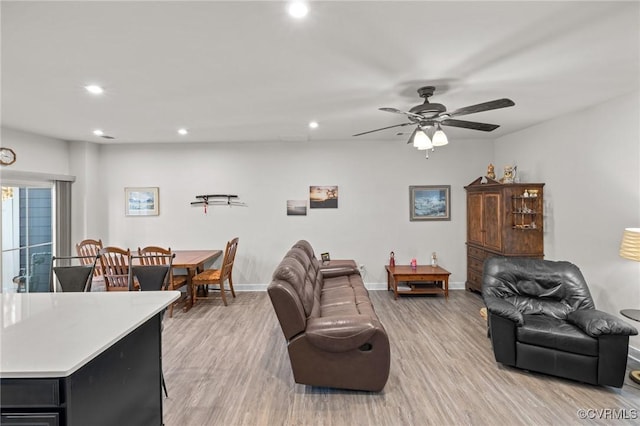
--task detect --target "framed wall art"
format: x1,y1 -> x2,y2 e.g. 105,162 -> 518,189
125,187 -> 159,216
287,200 -> 307,216
309,185 -> 338,209
409,185 -> 451,221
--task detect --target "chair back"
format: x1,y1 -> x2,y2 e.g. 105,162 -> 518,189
129,254 -> 173,292
76,239 -> 104,276
220,237 -> 239,282
100,246 -> 131,291
51,255 -> 98,292
138,246 -> 173,265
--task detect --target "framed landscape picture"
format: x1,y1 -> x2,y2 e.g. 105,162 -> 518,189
125,187 -> 159,216
286,200 -> 307,216
309,185 -> 338,209
409,185 -> 451,221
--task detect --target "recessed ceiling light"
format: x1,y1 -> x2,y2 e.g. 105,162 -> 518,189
84,85 -> 104,95
288,1 -> 308,18
178,128 -> 188,135
93,129 -> 104,136
309,121 -> 319,129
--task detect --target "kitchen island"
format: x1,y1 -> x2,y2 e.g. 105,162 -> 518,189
1,291 -> 179,425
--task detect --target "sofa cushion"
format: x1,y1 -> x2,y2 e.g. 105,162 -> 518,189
517,314 -> 598,356
273,257 -> 315,316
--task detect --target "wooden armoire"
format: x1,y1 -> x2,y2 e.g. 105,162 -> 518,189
465,177 -> 545,292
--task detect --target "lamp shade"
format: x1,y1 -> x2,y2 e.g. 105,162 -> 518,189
414,129 -> 433,150
432,124 -> 448,146
620,227 -> 640,261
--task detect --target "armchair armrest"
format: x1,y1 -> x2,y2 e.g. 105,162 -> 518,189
567,309 -> 639,338
484,296 -> 523,325
306,315 -> 381,352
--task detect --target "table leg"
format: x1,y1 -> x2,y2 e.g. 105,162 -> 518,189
391,274 -> 398,300
184,268 -> 196,312
444,277 -> 449,298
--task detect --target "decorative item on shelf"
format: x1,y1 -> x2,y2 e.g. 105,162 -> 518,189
500,165 -> 515,184
618,227 -> 640,384
486,163 -> 495,180
431,252 -> 438,267
410,258 -> 417,270
190,194 -> 246,214
528,189 -> 538,197
389,251 -> 395,267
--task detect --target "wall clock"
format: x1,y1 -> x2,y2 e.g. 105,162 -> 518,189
0,147 -> 16,166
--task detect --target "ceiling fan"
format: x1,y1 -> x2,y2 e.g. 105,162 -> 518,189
353,86 -> 515,150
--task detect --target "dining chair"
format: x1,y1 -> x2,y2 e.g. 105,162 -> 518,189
191,237 -> 239,307
76,239 -> 103,274
76,238 -> 105,290
128,253 -> 172,398
50,255 -> 99,292
138,246 -> 188,317
99,246 -> 131,291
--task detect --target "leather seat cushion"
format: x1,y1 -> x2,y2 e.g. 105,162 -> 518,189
319,275 -> 378,320
517,314 -> 598,356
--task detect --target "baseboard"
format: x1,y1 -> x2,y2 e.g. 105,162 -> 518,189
234,281 -> 467,292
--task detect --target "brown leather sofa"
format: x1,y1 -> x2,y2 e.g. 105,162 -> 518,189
268,240 -> 390,392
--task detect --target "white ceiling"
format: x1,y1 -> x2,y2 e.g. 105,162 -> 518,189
2,1 -> 639,144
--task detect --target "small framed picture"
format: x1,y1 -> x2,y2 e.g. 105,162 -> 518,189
409,185 -> 451,221
310,185 -> 338,209
125,187 -> 159,216
321,252 -> 331,263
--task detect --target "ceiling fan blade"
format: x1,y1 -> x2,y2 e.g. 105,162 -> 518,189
353,122 -> 412,137
448,98 -> 515,118
440,119 -> 500,132
379,107 -> 424,121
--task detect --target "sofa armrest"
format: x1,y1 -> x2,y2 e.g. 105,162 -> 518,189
320,266 -> 360,278
320,260 -> 360,278
306,315 -> 382,352
567,309 -> 639,338
484,296 -> 523,325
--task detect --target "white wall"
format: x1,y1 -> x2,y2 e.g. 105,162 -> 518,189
69,141 -> 104,246
0,127 -> 69,175
494,91 -> 640,347
97,138 -> 493,288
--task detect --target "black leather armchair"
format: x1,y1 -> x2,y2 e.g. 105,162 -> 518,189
483,257 -> 638,387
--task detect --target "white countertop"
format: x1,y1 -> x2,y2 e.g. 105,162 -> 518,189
0,291 -> 180,379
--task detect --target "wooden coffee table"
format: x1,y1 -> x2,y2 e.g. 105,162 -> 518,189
386,265 -> 450,300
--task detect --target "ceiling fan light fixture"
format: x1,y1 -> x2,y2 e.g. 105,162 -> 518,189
413,128 -> 433,150
432,124 -> 449,146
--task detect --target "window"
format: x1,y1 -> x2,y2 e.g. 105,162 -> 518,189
2,184 -> 54,293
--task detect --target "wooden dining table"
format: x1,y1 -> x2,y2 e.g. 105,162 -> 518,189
172,250 -> 222,311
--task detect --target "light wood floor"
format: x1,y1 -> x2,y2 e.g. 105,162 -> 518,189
161,290 -> 640,425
